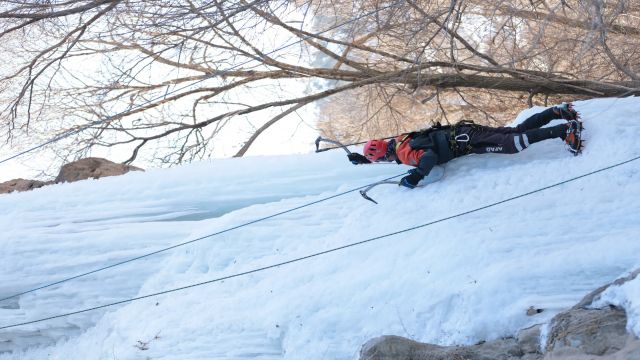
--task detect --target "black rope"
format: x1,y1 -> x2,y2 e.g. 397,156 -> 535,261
0,173 -> 405,303
0,2 -> 403,166
0,2 -> 405,299
2,154 -> 637,331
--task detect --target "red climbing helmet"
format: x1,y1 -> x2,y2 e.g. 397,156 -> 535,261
363,139 -> 388,161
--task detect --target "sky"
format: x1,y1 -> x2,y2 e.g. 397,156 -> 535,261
1,97 -> 639,359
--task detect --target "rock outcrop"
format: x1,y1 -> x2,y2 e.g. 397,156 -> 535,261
544,268 -> 640,359
361,333 -> 542,360
360,269 -> 640,360
1,158 -> 144,195
55,157 -> 143,183
0,178 -> 52,194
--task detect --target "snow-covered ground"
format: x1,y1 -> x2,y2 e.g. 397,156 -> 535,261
1,97 -> 639,359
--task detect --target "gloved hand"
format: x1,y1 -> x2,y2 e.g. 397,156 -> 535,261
399,168 -> 424,189
553,102 -> 579,120
347,153 -> 371,165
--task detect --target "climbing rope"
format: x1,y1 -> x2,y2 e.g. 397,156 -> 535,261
0,173 -> 405,303
1,153 -> 638,330
0,0 -> 408,304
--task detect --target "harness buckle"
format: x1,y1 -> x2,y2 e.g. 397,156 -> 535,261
449,121 -> 475,157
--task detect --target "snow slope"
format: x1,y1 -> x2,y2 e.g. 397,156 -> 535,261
1,97 -> 639,359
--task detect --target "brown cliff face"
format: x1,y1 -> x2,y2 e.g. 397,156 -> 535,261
1,158 -> 144,195
54,157 -> 143,183
0,179 -> 52,194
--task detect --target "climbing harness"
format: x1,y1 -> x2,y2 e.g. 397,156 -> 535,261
448,120 -> 478,156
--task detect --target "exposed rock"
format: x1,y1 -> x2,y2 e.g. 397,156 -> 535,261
527,306 -> 545,316
0,178 -> 52,194
1,158 -> 144,195
359,269 -> 640,360
360,334 -> 541,360
518,325 -> 542,354
55,157 -> 143,183
544,268 -> 640,359
543,336 -> 640,359
544,305 -> 628,356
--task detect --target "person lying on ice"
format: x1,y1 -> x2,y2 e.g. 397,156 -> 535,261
347,103 -> 583,189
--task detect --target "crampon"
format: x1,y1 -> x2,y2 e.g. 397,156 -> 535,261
565,119 -> 584,155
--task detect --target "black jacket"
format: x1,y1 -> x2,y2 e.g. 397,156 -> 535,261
393,128 -> 455,176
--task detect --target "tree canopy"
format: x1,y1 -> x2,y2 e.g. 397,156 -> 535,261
1,0 -> 638,168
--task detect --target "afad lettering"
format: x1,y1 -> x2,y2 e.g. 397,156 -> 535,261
486,146 -> 503,153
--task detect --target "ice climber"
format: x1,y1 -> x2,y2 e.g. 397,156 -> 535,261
347,103 -> 583,189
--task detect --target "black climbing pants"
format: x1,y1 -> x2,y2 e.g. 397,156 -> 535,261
454,107 -> 568,155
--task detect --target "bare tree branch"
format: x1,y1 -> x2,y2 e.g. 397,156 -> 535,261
1,0 -> 638,171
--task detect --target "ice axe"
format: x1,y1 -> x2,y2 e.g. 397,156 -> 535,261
315,136 -> 416,204
314,135 -> 397,154
359,180 -> 426,204
314,136 -> 353,155
359,180 -> 401,204
315,136 -> 391,165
